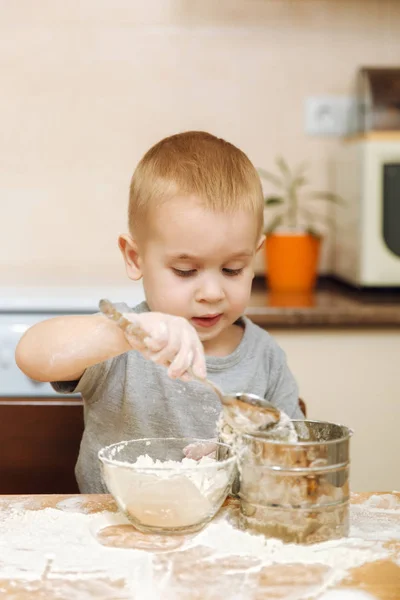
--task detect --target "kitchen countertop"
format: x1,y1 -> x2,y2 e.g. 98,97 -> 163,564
1,277 -> 399,327
0,492 -> 399,599
247,277 -> 400,328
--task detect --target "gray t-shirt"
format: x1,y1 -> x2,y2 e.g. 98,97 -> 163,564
53,301 -> 301,493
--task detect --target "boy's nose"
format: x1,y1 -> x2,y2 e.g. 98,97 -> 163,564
196,276 -> 225,303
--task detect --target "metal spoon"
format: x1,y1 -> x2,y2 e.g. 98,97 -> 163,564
98,299 -> 281,430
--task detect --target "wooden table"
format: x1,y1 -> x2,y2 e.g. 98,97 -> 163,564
0,492 -> 399,599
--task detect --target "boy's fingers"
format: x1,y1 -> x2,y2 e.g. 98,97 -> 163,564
150,320 -> 169,342
191,345 -> 206,379
125,315 -> 203,380
168,343 -> 193,379
131,318 -> 169,353
183,441 -> 217,460
125,313 -> 168,340
124,333 -> 147,352
167,328 -> 192,377
143,336 -> 167,352
149,327 -> 180,367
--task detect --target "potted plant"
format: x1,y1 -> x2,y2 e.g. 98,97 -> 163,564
258,157 -> 343,293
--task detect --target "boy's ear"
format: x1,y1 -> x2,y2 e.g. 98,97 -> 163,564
251,235 -> 266,279
118,234 -> 143,281
256,234 -> 266,253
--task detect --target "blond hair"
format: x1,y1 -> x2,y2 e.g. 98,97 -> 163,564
128,131 -> 264,238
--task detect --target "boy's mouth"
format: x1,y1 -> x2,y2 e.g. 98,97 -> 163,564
191,314 -> 222,328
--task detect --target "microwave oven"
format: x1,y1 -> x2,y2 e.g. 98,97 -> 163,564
333,134 -> 400,287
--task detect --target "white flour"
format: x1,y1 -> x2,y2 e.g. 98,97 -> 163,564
0,494 -> 397,600
220,401 -> 298,441
103,453 -> 233,530
350,493 -> 400,541
129,453 -> 217,475
217,406 -> 298,456
266,409 -> 299,442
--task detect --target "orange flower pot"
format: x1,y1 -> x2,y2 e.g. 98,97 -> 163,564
265,233 -> 322,292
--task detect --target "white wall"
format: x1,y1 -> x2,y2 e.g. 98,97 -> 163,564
1,0 -> 400,285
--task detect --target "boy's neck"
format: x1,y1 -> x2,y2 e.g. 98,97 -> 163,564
202,321 -> 244,358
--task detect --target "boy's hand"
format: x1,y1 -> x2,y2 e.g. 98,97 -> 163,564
183,440 -> 217,460
122,312 -> 206,381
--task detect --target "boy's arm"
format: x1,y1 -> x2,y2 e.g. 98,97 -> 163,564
15,310 -> 206,384
15,314 -> 131,383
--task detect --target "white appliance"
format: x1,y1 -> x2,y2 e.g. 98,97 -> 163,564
0,313 -> 70,397
0,284 -> 146,397
333,135 -> 400,287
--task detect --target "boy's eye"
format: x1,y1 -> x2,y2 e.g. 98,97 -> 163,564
223,268 -> 243,276
172,268 -> 197,278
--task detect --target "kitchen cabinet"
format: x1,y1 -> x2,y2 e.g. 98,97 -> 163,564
271,328 -> 400,493
0,397 -> 84,494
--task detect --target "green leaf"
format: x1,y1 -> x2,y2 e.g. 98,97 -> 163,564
257,168 -> 283,188
294,160 -> 308,178
276,156 -> 291,178
265,196 -> 285,206
313,214 -> 336,229
307,191 -> 345,204
299,207 -> 335,232
291,175 -> 308,189
305,226 -> 322,238
265,214 -> 284,234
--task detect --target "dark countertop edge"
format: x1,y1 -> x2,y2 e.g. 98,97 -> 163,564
247,276 -> 400,328
247,315 -> 400,328
253,274 -> 400,298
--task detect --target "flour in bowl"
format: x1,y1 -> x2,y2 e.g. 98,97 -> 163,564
103,453 -> 234,530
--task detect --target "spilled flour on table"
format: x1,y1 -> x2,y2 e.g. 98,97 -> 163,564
350,493 -> 400,541
0,494 -> 398,600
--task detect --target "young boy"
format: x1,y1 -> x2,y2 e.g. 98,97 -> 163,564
16,131 -> 302,494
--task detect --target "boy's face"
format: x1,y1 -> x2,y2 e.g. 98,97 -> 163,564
121,196 -> 263,350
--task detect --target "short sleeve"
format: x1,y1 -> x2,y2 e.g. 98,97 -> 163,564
264,345 -> 303,420
51,357 -> 114,404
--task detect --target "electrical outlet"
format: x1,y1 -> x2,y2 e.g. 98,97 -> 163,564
305,96 -> 358,136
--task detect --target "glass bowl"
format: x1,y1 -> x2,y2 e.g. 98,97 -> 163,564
98,437 -> 236,535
